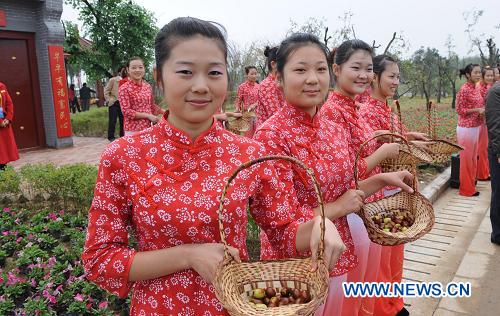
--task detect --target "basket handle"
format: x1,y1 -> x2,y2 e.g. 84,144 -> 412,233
217,155 -> 326,262
395,100 -> 403,134
389,101 -> 403,143
353,132 -> 417,191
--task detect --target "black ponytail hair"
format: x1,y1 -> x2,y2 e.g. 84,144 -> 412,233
276,33 -> 331,76
459,63 -> 480,79
245,66 -> 257,75
482,65 -> 494,79
264,46 -> 279,73
154,17 -> 228,83
331,39 -> 373,66
372,54 -> 398,87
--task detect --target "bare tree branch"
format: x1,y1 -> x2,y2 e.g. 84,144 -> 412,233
383,32 -> 397,55
323,27 -> 332,47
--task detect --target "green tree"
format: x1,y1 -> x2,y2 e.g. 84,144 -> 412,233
406,47 -> 442,105
441,36 -> 461,108
64,0 -> 158,81
228,41 -> 268,91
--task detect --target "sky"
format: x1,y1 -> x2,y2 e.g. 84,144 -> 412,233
61,0 -> 500,59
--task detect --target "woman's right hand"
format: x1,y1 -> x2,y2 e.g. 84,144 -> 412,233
372,130 -> 394,142
187,243 -> 241,283
324,189 -> 365,219
148,114 -> 159,123
310,215 -> 346,272
380,142 -> 400,160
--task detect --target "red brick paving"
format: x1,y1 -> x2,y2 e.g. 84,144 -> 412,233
10,137 -> 108,169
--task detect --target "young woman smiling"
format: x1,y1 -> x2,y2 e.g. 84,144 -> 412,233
456,63 -> 484,196
320,40 -> 408,316
83,17 -> 348,315
118,57 -> 165,135
254,35 -> 414,316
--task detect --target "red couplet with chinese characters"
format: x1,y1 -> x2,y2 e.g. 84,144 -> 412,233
48,45 -> 72,138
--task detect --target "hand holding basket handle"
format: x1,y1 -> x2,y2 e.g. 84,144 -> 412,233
353,133 -> 435,246
217,155 -> 328,268
355,132 -> 417,193
214,155 -> 336,315
424,101 -> 463,164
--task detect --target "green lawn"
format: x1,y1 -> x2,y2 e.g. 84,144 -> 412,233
70,95 -> 459,143
396,97 -> 458,142
70,106 -> 110,138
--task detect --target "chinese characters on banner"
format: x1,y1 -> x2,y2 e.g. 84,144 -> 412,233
48,45 -> 72,138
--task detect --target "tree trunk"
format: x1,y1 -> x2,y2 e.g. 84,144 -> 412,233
451,81 -> 457,109
437,78 -> 442,103
423,82 -> 430,105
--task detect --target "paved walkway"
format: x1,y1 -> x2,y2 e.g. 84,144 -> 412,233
10,136 -> 108,169
404,181 -> 497,315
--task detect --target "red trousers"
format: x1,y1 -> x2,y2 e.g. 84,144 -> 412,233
477,123 -> 490,180
373,245 -> 405,316
457,126 -> 480,196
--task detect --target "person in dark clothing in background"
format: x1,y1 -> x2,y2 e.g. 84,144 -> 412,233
104,68 -> 125,141
486,81 -> 500,245
68,84 -> 81,113
79,83 -> 96,112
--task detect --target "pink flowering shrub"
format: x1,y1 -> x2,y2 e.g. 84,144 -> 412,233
0,208 -> 130,315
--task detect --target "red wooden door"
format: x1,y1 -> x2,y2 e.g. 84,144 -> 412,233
0,32 -> 45,149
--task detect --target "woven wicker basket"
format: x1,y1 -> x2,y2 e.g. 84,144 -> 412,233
225,111 -> 256,135
355,133 -> 435,245
425,101 -> 463,164
213,155 -> 330,316
380,101 -> 432,173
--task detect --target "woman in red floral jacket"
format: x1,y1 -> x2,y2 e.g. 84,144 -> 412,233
0,82 -> 19,170
82,17 -> 348,316
320,40 -> 407,316
235,66 -> 259,112
119,57 -> 165,135
255,46 -> 285,127
477,66 -> 495,181
253,34 -> 414,316
359,54 -> 432,316
456,64 -> 484,196
234,65 -> 259,137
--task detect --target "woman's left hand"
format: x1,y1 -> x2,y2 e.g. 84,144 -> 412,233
0,119 -> 9,127
310,215 -> 346,272
406,132 -> 430,141
214,112 -> 242,122
411,140 -> 436,153
383,171 -> 414,193
247,103 -> 258,112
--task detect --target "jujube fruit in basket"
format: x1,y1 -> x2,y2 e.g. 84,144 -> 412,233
249,287 -> 311,307
371,211 -> 414,233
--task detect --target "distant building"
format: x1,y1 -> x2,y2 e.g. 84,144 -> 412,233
0,0 -> 72,149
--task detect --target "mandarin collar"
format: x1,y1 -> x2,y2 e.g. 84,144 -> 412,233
465,81 -> 477,90
129,79 -> 145,88
330,91 -> 356,107
157,111 -> 221,147
330,91 -> 358,117
367,95 -> 390,114
267,73 -> 277,81
282,101 -> 320,128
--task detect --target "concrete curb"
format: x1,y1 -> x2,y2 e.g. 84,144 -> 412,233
421,166 -> 451,204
